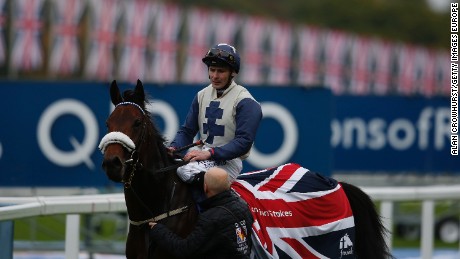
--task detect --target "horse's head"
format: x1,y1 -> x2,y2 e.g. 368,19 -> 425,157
100,79 -> 150,183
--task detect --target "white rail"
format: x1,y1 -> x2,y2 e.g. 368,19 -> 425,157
1,185 -> 460,259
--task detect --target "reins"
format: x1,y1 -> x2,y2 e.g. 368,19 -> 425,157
101,102 -> 204,225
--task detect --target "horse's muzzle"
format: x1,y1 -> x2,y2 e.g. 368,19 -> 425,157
102,156 -> 125,182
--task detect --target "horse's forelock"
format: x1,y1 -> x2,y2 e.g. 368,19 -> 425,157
122,89 -> 148,110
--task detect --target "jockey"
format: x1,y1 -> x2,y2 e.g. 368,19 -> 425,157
169,43 -> 263,184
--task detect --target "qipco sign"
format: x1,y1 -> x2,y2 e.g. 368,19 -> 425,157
0,82 -> 333,186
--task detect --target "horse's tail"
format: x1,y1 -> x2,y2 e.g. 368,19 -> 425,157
340,182 -> 394,259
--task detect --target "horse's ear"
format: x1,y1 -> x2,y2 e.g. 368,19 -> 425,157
110,80 -> 123,105
134,79 -> 145,102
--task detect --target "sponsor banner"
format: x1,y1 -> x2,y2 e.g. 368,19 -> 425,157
332,95 -> 459,172
0,82 -> 332,187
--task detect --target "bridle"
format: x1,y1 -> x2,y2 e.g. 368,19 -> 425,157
99,101 -> 200,226
99,101 -> 147,188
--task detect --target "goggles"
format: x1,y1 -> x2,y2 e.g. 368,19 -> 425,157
204,48 -> 236,64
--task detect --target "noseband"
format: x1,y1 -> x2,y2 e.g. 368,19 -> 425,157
99,101 -> 191,225
99,102 -> 147,188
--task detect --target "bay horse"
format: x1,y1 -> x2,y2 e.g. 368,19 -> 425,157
100,80 -> 392,259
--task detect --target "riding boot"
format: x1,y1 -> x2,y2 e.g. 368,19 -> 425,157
190,171 -> 206,213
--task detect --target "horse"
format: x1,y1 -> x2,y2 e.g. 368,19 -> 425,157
100,80 -> 198,258
100,80 -> 392,259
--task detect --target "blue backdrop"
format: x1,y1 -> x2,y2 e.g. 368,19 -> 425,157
1,81 -> 457,187
0,81 -> 332,187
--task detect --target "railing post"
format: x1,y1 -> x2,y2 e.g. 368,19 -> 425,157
65,214 -> 80,259
421,200 -> 434,259
380,201 -> 393,252
0,220 -> 14,259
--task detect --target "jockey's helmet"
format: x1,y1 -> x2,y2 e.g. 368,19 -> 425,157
202,43 -> 240,74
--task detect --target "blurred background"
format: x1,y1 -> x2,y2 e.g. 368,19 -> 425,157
0,0 -> 459,258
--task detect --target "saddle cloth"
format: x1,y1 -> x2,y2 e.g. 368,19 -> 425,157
231,163 -> 356,259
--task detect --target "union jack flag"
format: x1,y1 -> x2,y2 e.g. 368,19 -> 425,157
117,0 -> 154,82
181,7 -> 213,83
11,0 -> 45,71
147,2 -> 182,83
240,16 -> 268,85
297,26 -> 322,86
84,0 -> 122,80
211,11 -> 240,44
267,21 -> 292,85
232,163 -> 355,259
49,0 -> 85,76
0,0 -> 6,66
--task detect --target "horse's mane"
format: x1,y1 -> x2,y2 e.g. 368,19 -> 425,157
121,89 -> 174,170
121,89 -> 167,145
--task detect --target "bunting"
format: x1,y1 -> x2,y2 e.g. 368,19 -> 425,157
297,26 -> 322,86
267,21 -> 292,85
0,0 -> 6,66
117,0 -> 154,82
147,2 -> 182,83
349,37 -> 371,95
181,8 -> 212,83
211,11 -> 240,45
412,48 -> 435,96
434,52 -> 451,96
420,50 -> 436,97
84,0 -> 122,80
0,1 -> 452,97
240,16 -> 268,85
396,44 -> 417,95
323,30 -> 352,94
11,0 -> 45,71
368,39 -> 391,95
49,0 -> 85,76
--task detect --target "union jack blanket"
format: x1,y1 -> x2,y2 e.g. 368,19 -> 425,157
231,163 -> 355,259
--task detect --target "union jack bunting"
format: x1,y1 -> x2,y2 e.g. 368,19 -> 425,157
396,44 -> 418,95
420,50 -> 436,97
117,0 -> 154,82
11,0 -> 45,71
181,8 -> 213,83
412,48 -> 435,96
367,39 -> 391,95
349,37 -> 371,95
84,0 -> 122,80
297,26 -> 322,86
210,11 -> 240,44
434,51 -> 451,96
232,163 -> 355,259
323,30 -> 352,95
240,16 -> 268,85
267,22 -> 292,85
147,2 -> 182,83
0,0 -> 6,66
49,0 -> 85,76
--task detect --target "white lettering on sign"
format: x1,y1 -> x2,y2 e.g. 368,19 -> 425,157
248,102 -> 299,168
331,107 -> 450,151
37,99 -> 98,169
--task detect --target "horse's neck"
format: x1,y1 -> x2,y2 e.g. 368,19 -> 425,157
124,135 -> 183,221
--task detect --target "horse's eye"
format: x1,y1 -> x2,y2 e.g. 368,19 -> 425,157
133,119 -> 142,128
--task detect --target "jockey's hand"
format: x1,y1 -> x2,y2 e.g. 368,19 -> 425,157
184,150 -> 211,161
149,221 -> 157,229
167,147 -> 176,157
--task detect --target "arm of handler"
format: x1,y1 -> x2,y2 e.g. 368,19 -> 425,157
149,217 -> 214,257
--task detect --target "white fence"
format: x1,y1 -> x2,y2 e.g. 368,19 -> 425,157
1,185 -> 460,259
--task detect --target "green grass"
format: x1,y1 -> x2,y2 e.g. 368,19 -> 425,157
13,213 -> 127,242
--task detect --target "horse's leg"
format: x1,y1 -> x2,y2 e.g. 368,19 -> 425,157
340,182 -> 393,259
